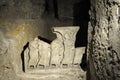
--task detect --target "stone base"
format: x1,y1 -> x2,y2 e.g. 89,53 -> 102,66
18,68 -> 86,80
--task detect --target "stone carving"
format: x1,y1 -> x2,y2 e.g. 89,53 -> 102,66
74,47 -> 86,67
61,27 -> 79,67
24,38 -> 50,70
28,38 -> 39,69
50,27 -> 64,67
37,39 -> 50,68
24,26 -> 86,80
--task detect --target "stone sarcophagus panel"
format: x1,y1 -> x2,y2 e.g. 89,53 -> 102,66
24,26 -> 86,80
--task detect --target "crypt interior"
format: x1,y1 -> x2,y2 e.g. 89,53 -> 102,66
0,0 -> 120,80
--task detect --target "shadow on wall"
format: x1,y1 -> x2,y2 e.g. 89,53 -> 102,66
44,0 -> 59,19
73,0 -> 90,47
21,42 -> 29,72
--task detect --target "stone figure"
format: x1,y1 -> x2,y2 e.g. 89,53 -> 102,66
37,39 -> 50,68
50,27 -> 64,67
61,27 -> 79,67
28,38 -> 39,69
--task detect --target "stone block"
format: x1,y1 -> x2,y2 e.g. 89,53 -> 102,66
23,26 -> 86,80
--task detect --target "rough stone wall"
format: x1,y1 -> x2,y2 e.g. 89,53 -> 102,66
0,20 -> 44,80
58,0 -> 79,18
0,0 -> 45,19
88,0 -> 120,80
0,0 -> 50,80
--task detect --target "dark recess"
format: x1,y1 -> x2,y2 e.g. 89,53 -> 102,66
73,0 -> 90,47
44,0 -> 59,19
73,0 -> 90,72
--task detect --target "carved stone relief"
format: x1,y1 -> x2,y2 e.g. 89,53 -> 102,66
61,27 -> 79,67
50,27 -> 64,67
23,26 -> 86,80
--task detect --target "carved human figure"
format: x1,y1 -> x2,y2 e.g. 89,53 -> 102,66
28,38 -> 39,69
37,40 -> 50,68
50,27 -> 64,67
61,27 -> 79,67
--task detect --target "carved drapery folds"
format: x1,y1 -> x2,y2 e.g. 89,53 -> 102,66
24,26 -> 86,80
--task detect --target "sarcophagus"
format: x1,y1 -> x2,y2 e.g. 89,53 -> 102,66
24,26 -> 86,80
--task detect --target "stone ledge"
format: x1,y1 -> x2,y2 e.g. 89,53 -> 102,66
17,68 -> 86,80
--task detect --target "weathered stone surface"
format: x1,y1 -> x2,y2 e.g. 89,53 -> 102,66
50,27 -> 64,67
88,0 -> 120,80
51,27 -> 80,67
0,0 -> 45,19
23,27 -> 86,80
74,47 -> 86,66
38,39 -> 51,68
28,38 -> 39,68
61,27 -> 79,66
0,0 -> 88,80
24,38 -> 51,71
0,19 -> 47,80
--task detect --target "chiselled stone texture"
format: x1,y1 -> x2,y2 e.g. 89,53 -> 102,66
24,27 -> 86,80
88,0 -> 120,80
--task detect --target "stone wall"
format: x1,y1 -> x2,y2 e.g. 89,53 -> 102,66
0,20 -> 47,80
0,0 -> 50,80
88,0 -> 120,80
0,0 -> 45,19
